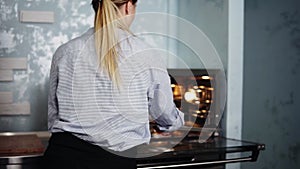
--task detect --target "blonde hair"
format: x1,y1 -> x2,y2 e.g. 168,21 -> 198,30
92,0 -> 137,88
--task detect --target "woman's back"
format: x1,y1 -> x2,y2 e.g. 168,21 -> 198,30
48,28 -> 182,152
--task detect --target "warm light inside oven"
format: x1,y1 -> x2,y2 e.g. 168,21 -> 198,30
184,89 -> 198,103
201,76 -> 211,80
199,85 -> 205,89
195,110 -> 201,114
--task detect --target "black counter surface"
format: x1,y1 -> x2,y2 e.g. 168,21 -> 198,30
136,136 -> 265,169
0,135 -> 265,169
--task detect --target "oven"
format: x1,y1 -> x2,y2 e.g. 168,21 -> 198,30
134,69 -> 265,169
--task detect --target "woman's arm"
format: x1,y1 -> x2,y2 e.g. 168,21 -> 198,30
148,67 -> 184,131
48,47 -> 64,130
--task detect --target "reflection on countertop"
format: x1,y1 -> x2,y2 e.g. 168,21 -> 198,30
0,131 -> 265,169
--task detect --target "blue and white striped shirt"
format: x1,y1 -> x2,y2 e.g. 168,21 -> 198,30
48,28 -> 184,152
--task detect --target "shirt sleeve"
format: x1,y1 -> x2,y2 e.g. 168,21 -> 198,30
148,67 -> 185,131
48,47 -> 63,130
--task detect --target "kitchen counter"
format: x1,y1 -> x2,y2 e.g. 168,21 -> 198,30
136,136 -> 265,169
0,133 -> 265,169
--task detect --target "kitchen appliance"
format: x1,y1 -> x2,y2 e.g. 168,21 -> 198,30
137,69 -> 264,169
150,69 -> 226,142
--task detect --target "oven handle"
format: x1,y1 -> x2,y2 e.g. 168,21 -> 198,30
137,156 -> 252,169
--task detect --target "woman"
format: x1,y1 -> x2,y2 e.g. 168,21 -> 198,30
43,0 -> 184,168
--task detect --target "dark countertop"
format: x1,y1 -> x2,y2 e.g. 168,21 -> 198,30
136,137 -> 265,168
0,133 -> 265,168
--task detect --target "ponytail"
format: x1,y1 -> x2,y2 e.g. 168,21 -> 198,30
93,0 -> 133,88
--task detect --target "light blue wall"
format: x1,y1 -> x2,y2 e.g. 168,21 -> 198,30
242,0 -> 300,168
0,0 -> 94,131
176,0 -> 228,69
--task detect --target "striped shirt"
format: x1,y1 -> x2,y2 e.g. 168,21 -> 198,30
48,28 -> 184,152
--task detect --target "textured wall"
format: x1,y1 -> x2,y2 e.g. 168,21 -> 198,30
242,0 -> 300,168
0,0 -> 94,131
